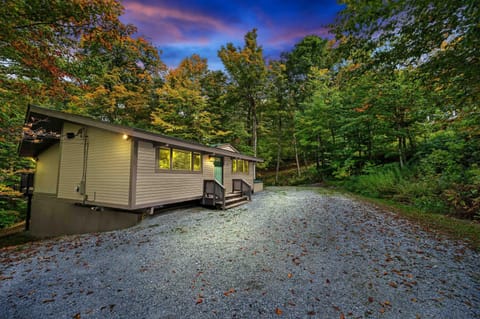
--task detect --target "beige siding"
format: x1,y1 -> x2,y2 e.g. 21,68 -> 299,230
84,127 -> 131,206
135,141 -> 213,206
57,123 -> 84,201
57,123 -> 131,205
203,155 -> 215,180
34,143 -> 60,194
223,157 -> 233,193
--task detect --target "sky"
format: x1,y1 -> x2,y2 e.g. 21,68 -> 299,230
120,0 -> 344,70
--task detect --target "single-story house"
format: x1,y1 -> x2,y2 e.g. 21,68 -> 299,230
18,105 -> 263,237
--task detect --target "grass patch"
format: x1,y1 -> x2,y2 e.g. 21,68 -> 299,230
0,232 -> 39,249
328,187 -> 480,251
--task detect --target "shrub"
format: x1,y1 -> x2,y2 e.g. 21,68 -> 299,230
0,210 -> 20,229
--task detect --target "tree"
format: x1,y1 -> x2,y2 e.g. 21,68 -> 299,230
152,54 -> 227,143
0,0 -> 163,226
333,0 -> 479,111
218,29 -> 268,156
282,36 -> 334,174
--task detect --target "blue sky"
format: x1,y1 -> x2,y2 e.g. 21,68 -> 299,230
120,0 -> 343,70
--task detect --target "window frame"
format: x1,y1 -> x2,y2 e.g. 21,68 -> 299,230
155,147 -> 203,174
232,159 -> 249,175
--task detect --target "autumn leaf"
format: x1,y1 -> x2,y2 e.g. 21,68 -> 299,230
223,288 -> 236,296
368,296 -> 374,303
340,312 -> 345,319
389,281 -> 398,288
287,273 -> 293,278
196,298 -> 203,305
275,307 -> 283,315
307,310 -> 316,315
73,313 -> 81,319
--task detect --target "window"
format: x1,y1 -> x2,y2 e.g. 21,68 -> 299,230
172,149 -> 191,170
157,147 -> 202,172
232,159 -> 249,174
193,153 -> 201,171
158,148 -> 170,170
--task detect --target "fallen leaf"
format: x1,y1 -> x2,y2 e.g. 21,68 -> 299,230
196,298 -> 203,305
340,312 -> 345,319
73,313 -> 81,319
287,273 -> 293,278
275,307 -> 283,315
223,288 -> 236,296
368,297 -> 374,303
389,282 -> 398,288
307,310 -> 316,316
379,308 -> 385,314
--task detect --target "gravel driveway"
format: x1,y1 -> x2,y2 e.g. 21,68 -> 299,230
1,188 -> 479,319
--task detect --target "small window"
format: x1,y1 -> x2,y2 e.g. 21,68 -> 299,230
172,149 -> 192,170
158,148 -> 170,170
193,153 -> 201,171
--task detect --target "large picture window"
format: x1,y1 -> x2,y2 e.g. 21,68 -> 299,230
172,149 -> 191,170
232,159 -> 249,174
157,147 -> 202,172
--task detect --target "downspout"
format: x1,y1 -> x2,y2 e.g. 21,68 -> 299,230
81,128 -> 89,205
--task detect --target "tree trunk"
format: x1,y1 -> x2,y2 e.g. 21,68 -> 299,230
251,98 -> 257,157
275,142 -> 281,185
398,136 -> 405,168
316,134 -> 321,171
293,133 -> 301,176
275,118 -> 282,184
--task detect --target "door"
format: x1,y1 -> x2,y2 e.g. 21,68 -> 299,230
214,157 -> 223,185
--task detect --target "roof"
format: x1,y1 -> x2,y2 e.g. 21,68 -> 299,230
18,105 -> 263,162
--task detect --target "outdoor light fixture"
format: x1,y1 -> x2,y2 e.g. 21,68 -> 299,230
122,134 -> 129,140
66,132 -> 75,139
208,154 -> 216,162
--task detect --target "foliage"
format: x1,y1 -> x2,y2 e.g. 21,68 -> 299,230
0,0 -> 478,226
218,29 -> 268,156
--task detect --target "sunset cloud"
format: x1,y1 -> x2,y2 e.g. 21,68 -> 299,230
120,0 -> 342,69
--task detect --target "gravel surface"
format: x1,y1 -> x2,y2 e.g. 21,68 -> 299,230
1,187 -> 479,319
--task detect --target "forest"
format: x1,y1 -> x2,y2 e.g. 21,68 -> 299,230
0,0 -> 478,228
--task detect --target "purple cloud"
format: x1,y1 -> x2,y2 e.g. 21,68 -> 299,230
120,0 -> 342,69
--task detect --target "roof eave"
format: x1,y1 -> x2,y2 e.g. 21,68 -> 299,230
25,105 -> 263,162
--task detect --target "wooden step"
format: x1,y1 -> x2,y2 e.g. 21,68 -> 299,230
225,192 -> 242,199
224,198 -> 249,209
224,195 -> 248,206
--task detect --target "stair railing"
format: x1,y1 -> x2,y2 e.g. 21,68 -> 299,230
232,179 -> 252,201
203,180 -> 226,209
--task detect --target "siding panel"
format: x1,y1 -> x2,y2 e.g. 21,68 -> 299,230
57,123 -> 131,205
84,127 -> 131,206
34,143 -> 60,194
135,141 -> 214,206
57,123 -> 84,200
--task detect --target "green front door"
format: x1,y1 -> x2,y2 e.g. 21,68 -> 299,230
214,158 -> 223,185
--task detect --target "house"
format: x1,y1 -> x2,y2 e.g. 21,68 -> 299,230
18,105 -> 263,237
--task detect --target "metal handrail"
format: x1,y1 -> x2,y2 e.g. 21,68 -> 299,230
232,179 -> 252,201
203,180 -> 226,209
